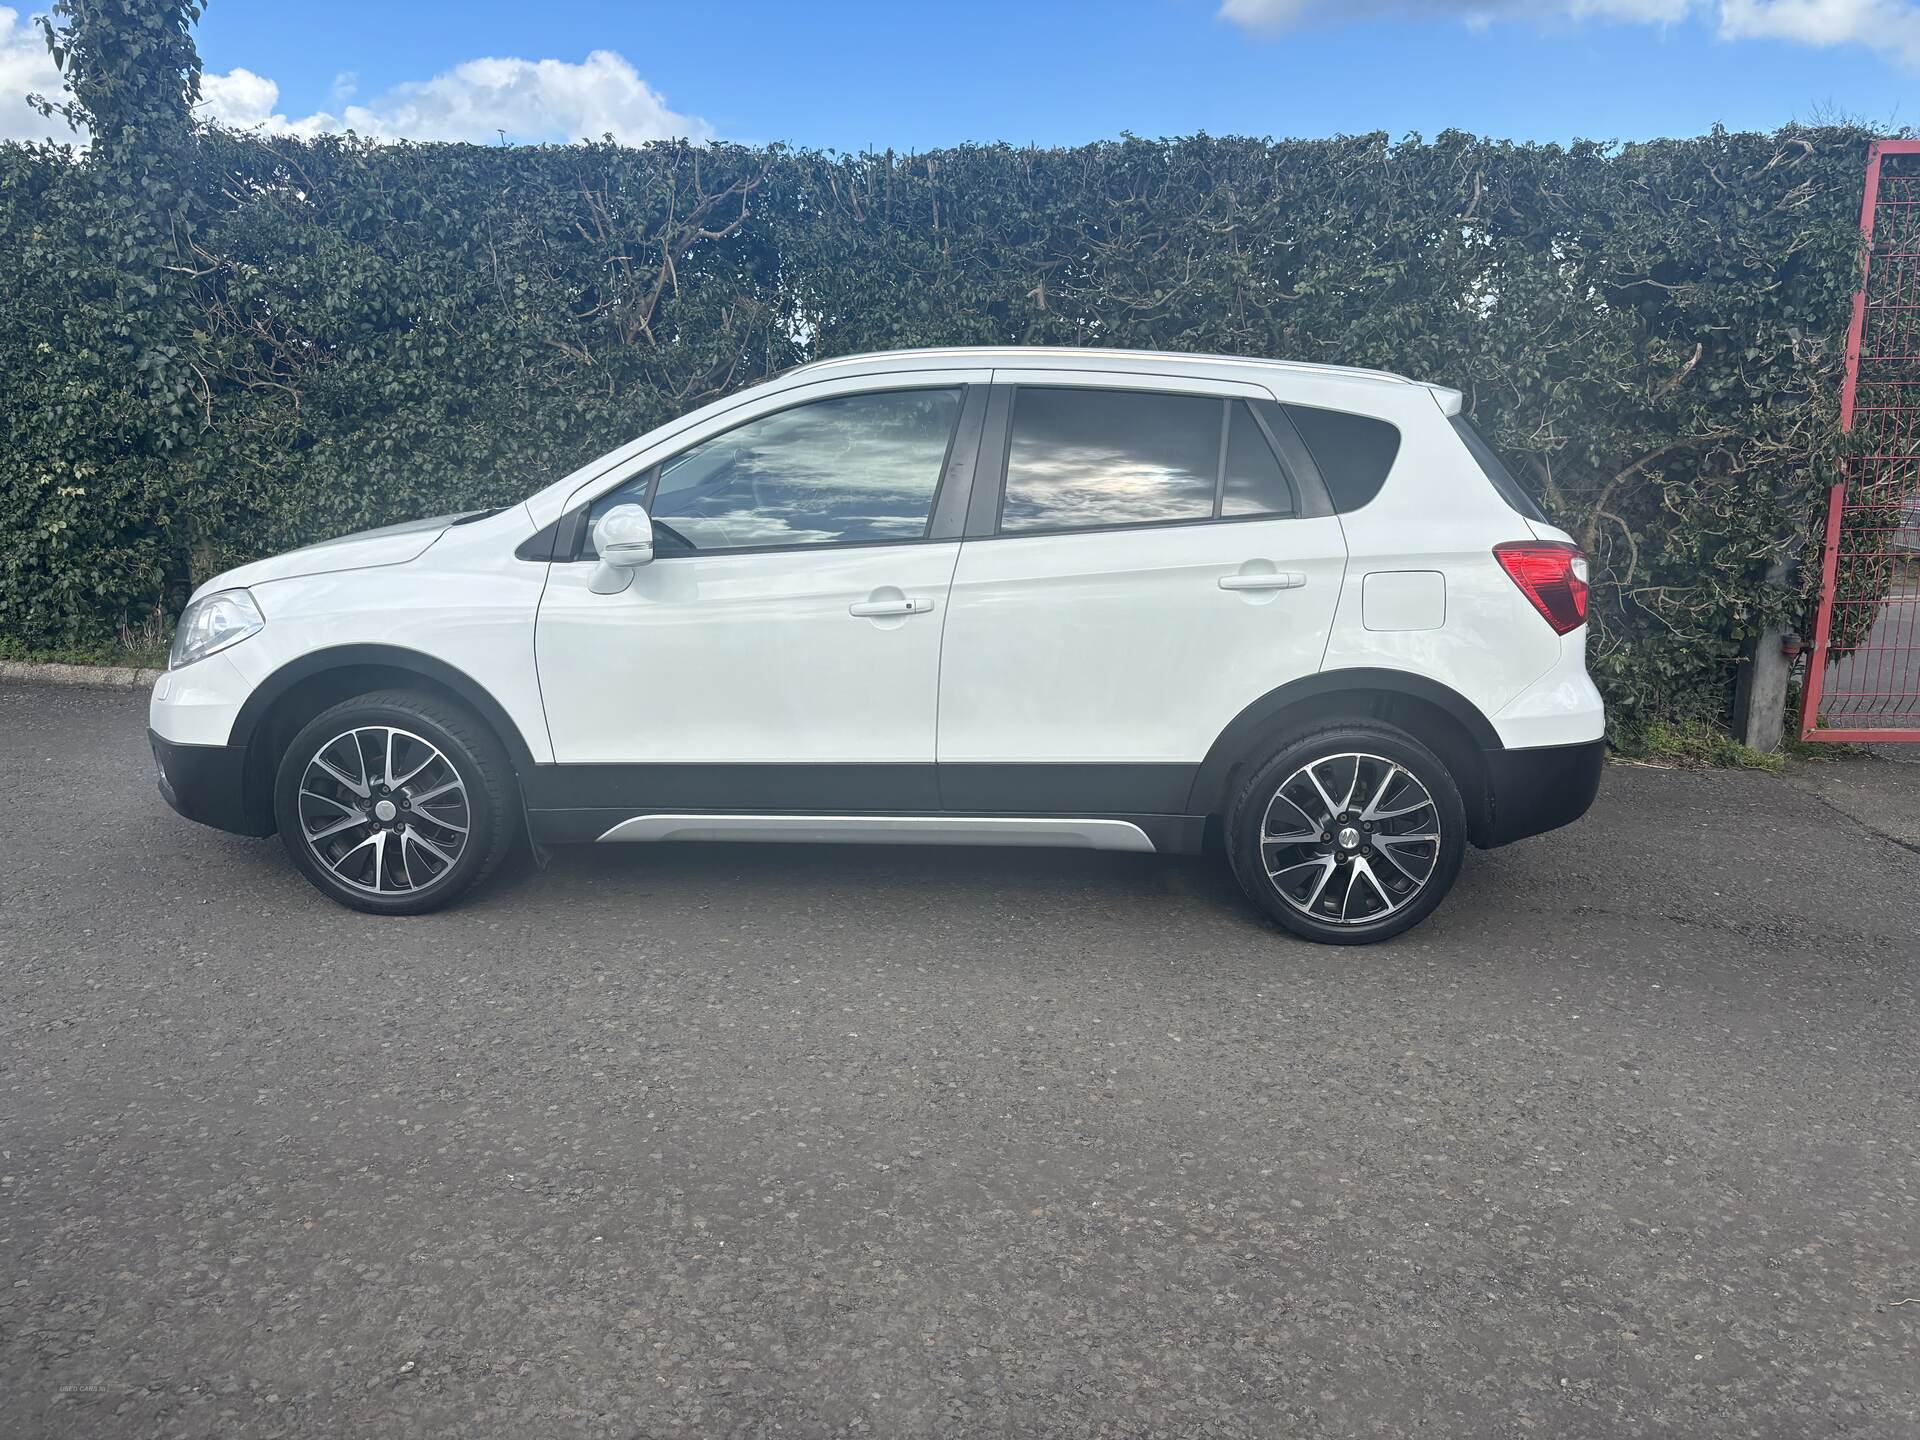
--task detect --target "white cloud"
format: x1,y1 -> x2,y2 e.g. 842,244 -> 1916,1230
197,49 -> 713,146
1218,0 -> 1690,30
1220,0 -> 1920,65
0,6 -> 73,143
198,66 -> 283,131
1718,0 -> 1920,65
4,20 -> 711,146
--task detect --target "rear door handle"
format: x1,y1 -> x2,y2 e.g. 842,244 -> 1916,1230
850,597 -> 935,617
1219,572 -> 1306,592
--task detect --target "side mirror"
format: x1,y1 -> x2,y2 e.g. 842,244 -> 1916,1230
589,504 -> 654,594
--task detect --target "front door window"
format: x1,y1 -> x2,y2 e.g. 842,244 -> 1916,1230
591,388 -> 964,553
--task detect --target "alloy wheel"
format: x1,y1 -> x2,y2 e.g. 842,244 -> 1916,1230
296,726 -> 471,895
1259,751 -> 1441,926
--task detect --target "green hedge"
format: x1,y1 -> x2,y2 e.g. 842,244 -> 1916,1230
0,9 -> 1883,729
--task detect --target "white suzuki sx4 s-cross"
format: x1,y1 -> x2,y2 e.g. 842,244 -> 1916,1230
151,348 -> 1602,944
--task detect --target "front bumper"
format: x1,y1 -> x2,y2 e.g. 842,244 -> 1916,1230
1478,737 -> 1605,848
149,729 -> 275,837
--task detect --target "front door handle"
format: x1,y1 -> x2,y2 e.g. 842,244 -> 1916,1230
850,596 -> 934,617
1219,571 -> 1306,592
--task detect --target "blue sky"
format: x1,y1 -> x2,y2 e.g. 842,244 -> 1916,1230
3,1 -> 1916,148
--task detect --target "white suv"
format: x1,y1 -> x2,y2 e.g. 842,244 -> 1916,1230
150,347 -> 1603,944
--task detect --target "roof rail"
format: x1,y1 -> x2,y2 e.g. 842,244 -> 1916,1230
783,345 -> 1420,388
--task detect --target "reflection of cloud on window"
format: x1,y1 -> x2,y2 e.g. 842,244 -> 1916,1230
1001,388 -> 1223,533
652,389 -> 961,550
670,510 -> 843,549
1003,445 -> 1215,532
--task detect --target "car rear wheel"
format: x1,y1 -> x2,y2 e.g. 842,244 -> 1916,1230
1226,721 -> 1467,945
273,690 -> 516,915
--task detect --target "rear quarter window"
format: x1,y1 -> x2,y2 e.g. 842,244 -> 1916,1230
1279,404 -> 1401,514
1450,416 -> 1548,524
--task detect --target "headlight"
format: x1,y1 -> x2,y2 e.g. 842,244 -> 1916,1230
169,589 -> 265,670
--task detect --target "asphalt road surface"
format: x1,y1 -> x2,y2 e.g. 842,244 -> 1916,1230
3,681 -> 1917,1438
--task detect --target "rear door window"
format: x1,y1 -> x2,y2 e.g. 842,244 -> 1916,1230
1221,401 -> 1296,517
999,387 -> 1297,534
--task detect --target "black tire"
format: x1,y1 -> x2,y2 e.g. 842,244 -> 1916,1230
1226,720 -> 1467,946
273,689 -> 517,915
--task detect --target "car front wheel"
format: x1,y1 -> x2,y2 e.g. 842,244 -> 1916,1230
273,690 -> 516,915
1226,721 -> 1467,945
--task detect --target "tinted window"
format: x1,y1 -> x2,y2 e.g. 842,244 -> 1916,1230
590,388 -> 962,553
1282,404 -> 1401,514
1222,401 -> 1296,517
1001,388 -> 1220,533
1451,416 -> 1547,523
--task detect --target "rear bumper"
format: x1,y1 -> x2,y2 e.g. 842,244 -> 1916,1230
149,729 -> 275,837
1478,737 -> 1604,848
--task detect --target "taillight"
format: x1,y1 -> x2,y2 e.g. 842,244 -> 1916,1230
1493,541 -> 1589,635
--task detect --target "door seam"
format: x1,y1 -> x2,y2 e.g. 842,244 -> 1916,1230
1314,509 -> 1353,675
931,539 -> 963,777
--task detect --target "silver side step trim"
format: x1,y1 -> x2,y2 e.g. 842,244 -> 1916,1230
594,813 -> 1157,853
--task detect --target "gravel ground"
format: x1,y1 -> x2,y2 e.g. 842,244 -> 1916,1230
2,681 -> 1917,1439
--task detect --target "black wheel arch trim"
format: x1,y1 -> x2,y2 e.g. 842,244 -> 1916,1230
1187,668 -> 1504,818
150,728 -> 277,838
212,656 -> 1586,859
229,645 -> 542,775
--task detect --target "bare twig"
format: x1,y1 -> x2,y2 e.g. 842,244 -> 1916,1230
1581,432 -> 1736,555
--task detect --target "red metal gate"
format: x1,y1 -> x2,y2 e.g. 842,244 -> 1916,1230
1801,139 -> 1920,743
